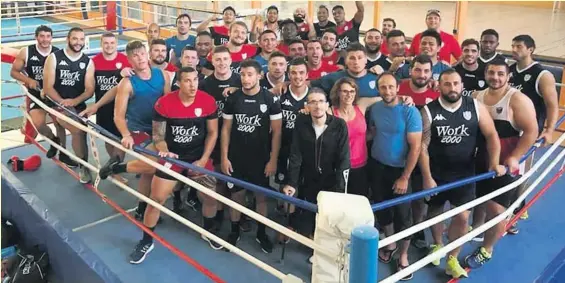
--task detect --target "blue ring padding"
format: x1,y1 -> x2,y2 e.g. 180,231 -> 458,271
535,246 -> 565,283
1,165 -> 122,283
47,97 -> 320,213
371,114 -> 565,211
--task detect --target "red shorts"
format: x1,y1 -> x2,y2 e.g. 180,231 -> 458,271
131,131 -> 152,147
156,158 -> 215,180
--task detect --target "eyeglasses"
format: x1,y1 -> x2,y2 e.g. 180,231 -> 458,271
307,100 -> 327,105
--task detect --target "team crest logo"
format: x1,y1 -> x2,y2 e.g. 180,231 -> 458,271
425,98 -> 433,104
369,80 -> 376,89
524,74 -> 531,82
496,107 -> 503,114
194,108 -> 202,117
321,72 -> 327,77
344,25 -> 349,31
163,162 -> 173,169
79,62 -> 86,69
278,173 -> 284,181
463,111 -> 472,121
116,62 -> 122,69
509,72 -> 513,78
242,53 -> 247,59
328,61 -> 334,65
478,80 -> 485,88
260,104 -> 267,113
433,73 -> 440,81
273,96 -> 279,102
227,182 -> 234,189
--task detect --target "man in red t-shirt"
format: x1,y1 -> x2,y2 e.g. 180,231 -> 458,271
196,6 -> 237,46
306,40 -> 339,80
409,9 -> 461,63
397,54 -> 439,109
320,28 -> 340,66
148,39 -> 178,76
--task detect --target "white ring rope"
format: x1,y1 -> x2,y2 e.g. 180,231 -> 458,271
115,5 -> 176,20
1,8 -> 90,19
24,92 -> 334,259
1,17 -> 106,32
379,130 -> 565,248
19,93 -> 288,280
380,140 -> 565,283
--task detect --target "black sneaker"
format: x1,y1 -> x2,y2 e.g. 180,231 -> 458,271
185,197 -> 201,212
240,216 -> 252,232
46,137 -> 60,158
256,234 -> 273,254
99,156 -> 120,180
173,198 -> 184,214
129,241 -> 154,264
506,222 -> 519,235
59,153 -> 78,168
202,235 -> 224,250
224,232 -> 240,252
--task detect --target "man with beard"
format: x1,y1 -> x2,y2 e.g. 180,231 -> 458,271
311,42 -> 379,98
306,40 -> 340,80
10,25 -> 75,167
381,30 -> 409,76
478,29 -> 507,67
380,18 -> 409,57
454,39 -> 487,97
397,55 -> 439,108
465,60 -> 538,270
292,7 -> 316,41
196,6 -> 237,46
98,41 -> 171,222
202,22 -> 258,76
368,72 -> 422,280
278,19 -> 300,56
252,30 -> 278,74
166,14 -> 196,65
320,29 -> 340,66
420,69 -> 504,279
398,30 -> 450,80
149,39 -> 178,75
195,31 -> 213,70
260,51 -> 288,91
197,45 -> 242,224
221,59 -> 282,252
507,34 -> 559,233
43,27 -> 94,183
338,28 -> 386,72
288,39 -> 307,58
250,5 -> 281,42
332,2 -> 364,51
313,5 -> 336,38
409,9 -> 461,63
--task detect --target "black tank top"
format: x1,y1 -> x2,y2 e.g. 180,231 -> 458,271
454,63 -> 487,97
509,62 -> 549,132
52,49 -> 91,100
424,96 -> 480,180
25,44 -> 59,98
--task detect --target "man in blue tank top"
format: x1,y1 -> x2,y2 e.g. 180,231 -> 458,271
166,14 -> 197,65
98,40 -> 171,221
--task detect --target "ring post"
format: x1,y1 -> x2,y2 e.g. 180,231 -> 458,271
106,1 -> 117,31
116,1 -> 123,35
349,225 -> 379,283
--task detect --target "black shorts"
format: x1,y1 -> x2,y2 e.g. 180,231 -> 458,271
96,104 -> 120,137
426,176 -> 475,208
227,158 -> 269,193
275,154 -> 289,185
369,158 -> 413,237
476,174 -> 520,208
347,165 -> 369,197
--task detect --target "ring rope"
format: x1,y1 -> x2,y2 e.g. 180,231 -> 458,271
25,92 -> 334,259
1,8 -> 91,19
378,130 -> 565,248
380,145 -> 565,283
1,17 -> 107,32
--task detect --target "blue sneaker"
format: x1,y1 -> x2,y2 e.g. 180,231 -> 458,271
465,247 -> 491,269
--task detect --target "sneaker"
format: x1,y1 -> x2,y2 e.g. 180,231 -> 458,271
506,222 -> 519,235
465,247 -> 491,269
59,153 -> 78,168
397,260 -> 414,281
173,198 -> 184,214
428,244 -> 444,266
129,241 -> 154,264
240,216 -> 252,232
99,156 -> 120,180
79,165 -> 92,184
520,210 -> 529,220
256,234 -> 274,254
46,137 -> 60,158
202,235 -> 224,250
185,197 -> 201,212
412,230 -> 427,249
445,255 -> 468,279
225,232 -> 240,251
469,226 -> 484,242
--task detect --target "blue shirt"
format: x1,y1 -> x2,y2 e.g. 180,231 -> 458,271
369,102 -> 422,168
397,61 -> 451,80
127,67 -> 165,133
165,35 -> 196,64
311,70 -> 379,98
253,54 -> 269,74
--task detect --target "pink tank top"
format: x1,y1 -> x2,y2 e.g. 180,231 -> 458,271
333,106 -> 368,168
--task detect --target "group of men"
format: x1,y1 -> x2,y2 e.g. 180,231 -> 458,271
10,3 -> 560,281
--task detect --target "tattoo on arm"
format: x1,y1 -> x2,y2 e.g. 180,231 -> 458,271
421,109 -> 431,152
152,121 -> 166,144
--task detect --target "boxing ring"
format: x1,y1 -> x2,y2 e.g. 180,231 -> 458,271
2,2 -> 565,283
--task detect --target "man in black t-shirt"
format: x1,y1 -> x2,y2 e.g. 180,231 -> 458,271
454,39 -> 487,97
221,59 -> 282,253
332,2 -> 364,51
129,67 -> 221,264
44,27 -> 95,184
313,5 -> 336,38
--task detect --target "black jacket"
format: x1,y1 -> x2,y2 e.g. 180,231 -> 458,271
286,113 -> 351,200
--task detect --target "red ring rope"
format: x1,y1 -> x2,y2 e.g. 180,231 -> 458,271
19,131 -> 226,283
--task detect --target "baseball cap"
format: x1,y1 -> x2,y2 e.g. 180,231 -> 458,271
426,9 -> 441,17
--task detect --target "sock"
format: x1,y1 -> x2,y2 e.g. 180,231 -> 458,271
173,190 -> 182,202
142,226 -> 155,244
188,187 -> 197,200
113,163 -> 127,174
137,202 -> 148,215
231,221 -> 240,234
214,209 -> 224,224
203,217 -> 215,231
257,223 -> 266,237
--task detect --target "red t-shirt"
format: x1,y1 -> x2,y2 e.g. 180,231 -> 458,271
206,44 -> 258,73
323,50 -> 340,66
397,80 -> 439,108
409,30 -> 462,63
308,61 -> 340,80
164,62 -> 178,73
380,38 -> 410,57
92,53 -> 131,99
